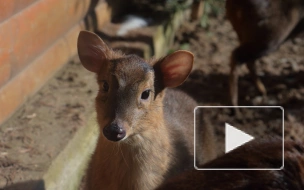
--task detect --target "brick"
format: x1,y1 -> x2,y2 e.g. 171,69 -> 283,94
0,63 -> 11,87
0,0 -> 38,23
95,2 -> 112,30
0,1 -> 15,23
0,18 -> 16,68
0,0 -> 112,124
0,22 -> 85,125
0,0 -> 91,83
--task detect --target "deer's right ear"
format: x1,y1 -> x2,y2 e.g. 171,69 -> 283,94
77,31 -> 109,73
154,50 -> 194,88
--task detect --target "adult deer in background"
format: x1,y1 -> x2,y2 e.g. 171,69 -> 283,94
227,0 -> 304,106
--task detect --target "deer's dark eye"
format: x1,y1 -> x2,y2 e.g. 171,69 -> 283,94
141,90 -> 150,100
102,82 -> 109,92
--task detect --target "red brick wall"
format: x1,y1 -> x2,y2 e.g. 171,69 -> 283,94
0,0 -> 38,23
0,0 -> 111,125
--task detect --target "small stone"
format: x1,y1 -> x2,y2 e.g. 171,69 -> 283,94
252,96 -> 263,105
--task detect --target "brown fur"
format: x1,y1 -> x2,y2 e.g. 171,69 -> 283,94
226,0 -> 304,106
77,31 -> 216,190
158,137 -> 304,190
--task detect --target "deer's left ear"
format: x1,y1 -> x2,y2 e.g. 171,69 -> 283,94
154,50 -> 194,88
77,31 -> 111,73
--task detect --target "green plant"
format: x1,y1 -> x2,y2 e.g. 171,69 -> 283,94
200,0 -> 225,28
131,0 -> 192,13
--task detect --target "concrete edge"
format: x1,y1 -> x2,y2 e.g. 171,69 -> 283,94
42,113 -> 99,190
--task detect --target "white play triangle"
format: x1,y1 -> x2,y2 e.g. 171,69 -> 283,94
225,123 -> 255,153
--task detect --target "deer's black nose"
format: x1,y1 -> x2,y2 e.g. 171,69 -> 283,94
103,123 -> 126,142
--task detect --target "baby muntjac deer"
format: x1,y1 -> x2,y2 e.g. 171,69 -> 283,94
158,137 -> 304,190
77,31 -> 216,190
226,0 -> 304,106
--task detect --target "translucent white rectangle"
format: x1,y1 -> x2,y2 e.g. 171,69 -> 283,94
194,106 -> 284,171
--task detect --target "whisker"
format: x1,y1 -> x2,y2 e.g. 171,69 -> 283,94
119,144 -> 129,169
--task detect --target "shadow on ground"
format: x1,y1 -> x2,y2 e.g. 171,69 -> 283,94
179,69 -> 304,107
1,180 -> 44,190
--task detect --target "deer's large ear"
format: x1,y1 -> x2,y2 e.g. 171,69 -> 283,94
154,50 -> 194,88
77,31 -> 109,73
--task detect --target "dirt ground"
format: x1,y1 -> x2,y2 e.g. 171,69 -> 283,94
0,57 -> 97,189
173,16 -> 304,149
1,12 -> 304,189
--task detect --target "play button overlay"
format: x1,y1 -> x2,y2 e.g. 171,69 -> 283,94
225,123 -> 254,153
194,106 -> 284,170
